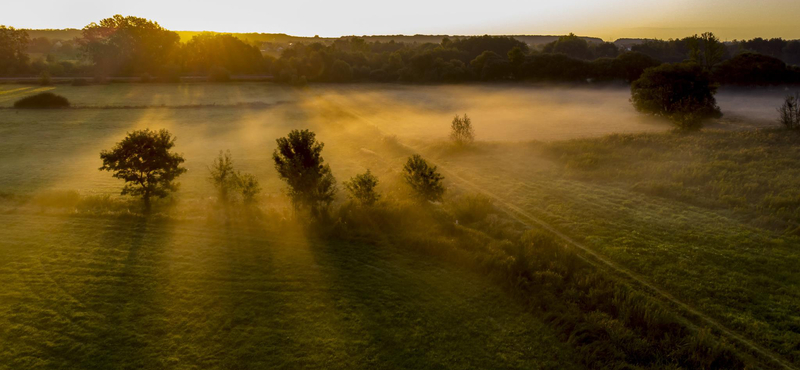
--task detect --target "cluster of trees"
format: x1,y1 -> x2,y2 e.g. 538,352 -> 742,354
269,34 -> 663,84
1,15 -> 268,79
98,128 -> 447,216
3,16 -> 800,86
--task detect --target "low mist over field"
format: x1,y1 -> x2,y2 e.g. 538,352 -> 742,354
3,5 -> 800,368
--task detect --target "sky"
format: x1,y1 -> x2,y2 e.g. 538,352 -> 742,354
3,0 -> 799,41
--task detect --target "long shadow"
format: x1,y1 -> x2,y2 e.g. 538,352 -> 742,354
76,215 -> 175,370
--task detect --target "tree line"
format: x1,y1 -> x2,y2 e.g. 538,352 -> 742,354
2,16 -> 800,86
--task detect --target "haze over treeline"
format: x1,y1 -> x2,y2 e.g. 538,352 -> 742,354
1,15 -> 799,86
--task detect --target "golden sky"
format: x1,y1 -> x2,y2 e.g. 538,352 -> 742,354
3,0 -> 799,41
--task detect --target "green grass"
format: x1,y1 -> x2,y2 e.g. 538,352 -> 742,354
0,213 -> 579,370
2,83 -> 797,368
422,130 -> 800,365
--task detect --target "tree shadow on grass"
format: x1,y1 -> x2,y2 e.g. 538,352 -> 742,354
76,215 -> 176,370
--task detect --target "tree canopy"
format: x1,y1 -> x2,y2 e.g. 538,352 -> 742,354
99,129 -> 187,208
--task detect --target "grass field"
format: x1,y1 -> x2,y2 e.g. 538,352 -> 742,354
0,214 -> 580,369
419,131 -> 800,365
1,82 -> 798,368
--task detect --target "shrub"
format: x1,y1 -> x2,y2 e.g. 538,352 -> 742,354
273,129 -> 337,218
403,154 -> 445,202
208,150 -> 239,203
344,170 -> 380,206
13,92 -> 70,109
209,150 -> 262,204
448,193 -> 494,224
208,66 -> 231,82
450,114 -> 475,145
631,63 -> 721,129
778,93 -> 800,129
237,173 -> 261,204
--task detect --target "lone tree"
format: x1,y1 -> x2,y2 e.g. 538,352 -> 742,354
778,93 -> 800,129
450,114 -> 475,145
344,170 -> 380,206
403,154 -> 445,202
631,63 -> 721,129
272,129 -> 336,217
99,129 -> 186,209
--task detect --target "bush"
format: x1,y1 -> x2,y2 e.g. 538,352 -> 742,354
448,194 -> 495,224
778,93 -> 800,129
13,92 -> 70,109
208,150 -> 239,203
403,154 -> 445,202
631,63 -> 721,129
237,173 -> 261,204
450,114 -> 475,145
344,170 -> 380,206
208,150 -> 262,204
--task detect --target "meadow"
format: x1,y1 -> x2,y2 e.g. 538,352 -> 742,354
1,82 -> 798,369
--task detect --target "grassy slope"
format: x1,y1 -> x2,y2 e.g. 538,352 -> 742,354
0,213 -> 579,370
421,131 -> 800,365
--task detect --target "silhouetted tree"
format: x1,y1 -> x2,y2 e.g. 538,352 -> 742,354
344,170 -> 380,206
714,53 -> 794,86
450,114 -> 475,145
79,15 -> 180,76
403,154 -> 445,202
209,150 -> 238,203
183,33 -> 265,75
686,32 -> 726,70
778,93 -> 800,129
0,26 -> 29,75
543,33 -> 592,60
631,63 -> 721,129
328,60 -> 353,82
272,129 -> 337,217
99,129 -> 187,209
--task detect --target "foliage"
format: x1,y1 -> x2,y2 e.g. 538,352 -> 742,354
542,33 -> 592,60
327,60 -> 353,82
0,25 -> 29,75
403,154 -> 445,202
183,33 -> 265,75
208,150 -> 238,202
778,93 -> 800,129
79,15 -> 180,76
13,92 -> 70,109
631,62 -> 721,129
449,113 -> 475,145
343,170 -> 380,206
714,52 -> 797,86
236,172 -> 262,204
273,129 -> 337,217
686,32 -> 726,70
99,129 -> 186,208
